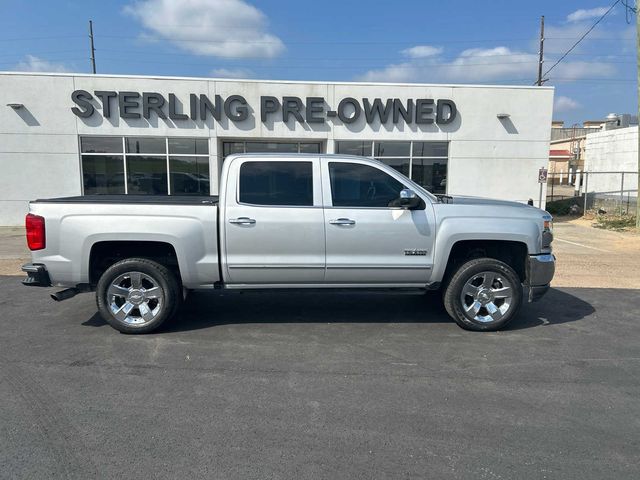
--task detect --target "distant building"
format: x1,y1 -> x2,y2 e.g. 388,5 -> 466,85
583,120 -> 605,129
548,113 -> 638,177
585,126 -> 638,172
583,126 -> 638,207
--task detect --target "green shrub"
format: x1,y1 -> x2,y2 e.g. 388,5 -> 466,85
545,197 -> 581,216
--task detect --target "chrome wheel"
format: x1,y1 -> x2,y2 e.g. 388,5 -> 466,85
460,271 -> 514,323
107,271 -> 164,325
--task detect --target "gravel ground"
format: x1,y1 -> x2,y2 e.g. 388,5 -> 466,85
550,218 -> 640,289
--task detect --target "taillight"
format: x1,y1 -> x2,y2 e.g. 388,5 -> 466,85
25,213 -> 46,250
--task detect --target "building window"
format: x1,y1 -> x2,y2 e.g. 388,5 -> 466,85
222,141 -> 322,159
80,136 -> 210,195
335,140 -> 448,194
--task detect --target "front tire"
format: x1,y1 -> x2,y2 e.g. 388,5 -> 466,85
443,258 -> 522,331
96,258 -> 181,334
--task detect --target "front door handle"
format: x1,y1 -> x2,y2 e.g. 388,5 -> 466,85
329,218 -> 356,226
229,217 -> 256,225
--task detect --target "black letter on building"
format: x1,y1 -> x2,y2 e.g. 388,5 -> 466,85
260,96 -> 280,122
200,94 -> 222,121
190,94 -> 197,120
305,97 -> 325,124
415,99 -> 435,124
71,90 -> 94,118
436,99 -> 457,124
168,93 -> 188,120
224,95 -> 249,122
94,91 -> 117,118
363,98 -> 393,124
282,96 -> 304,123
119,92 -> 141,119
142,92 -> 167,119
393,99 -> 414,124
337,97 -> 361,124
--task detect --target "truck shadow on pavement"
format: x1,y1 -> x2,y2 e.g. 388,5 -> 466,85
82,287 -> 595,332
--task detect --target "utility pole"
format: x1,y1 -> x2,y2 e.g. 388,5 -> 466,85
636,7 -> 639,228
89,20 -> 96,74
536,16 -> 545,86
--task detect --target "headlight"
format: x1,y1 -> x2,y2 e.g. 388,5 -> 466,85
542,217 -> 553,248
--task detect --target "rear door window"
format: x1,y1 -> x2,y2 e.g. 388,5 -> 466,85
239,161 -> 313,206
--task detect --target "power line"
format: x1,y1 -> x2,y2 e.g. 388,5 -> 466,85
89,58 -> 635,69
0,35 -> 84,42
93,34 -> 633,45
541,0 -> 621,80
93,48 -> 636,60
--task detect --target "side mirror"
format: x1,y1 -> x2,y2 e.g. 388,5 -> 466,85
398,188 -> 421,209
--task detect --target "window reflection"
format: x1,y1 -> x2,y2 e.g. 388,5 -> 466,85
80,136 -> 210,196
126,156 -> 168,195
81,155 -> 125,194
170,157 -> 210,195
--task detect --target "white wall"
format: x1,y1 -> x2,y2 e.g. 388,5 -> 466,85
0,72 -> 554,225
585,126 -> 638,198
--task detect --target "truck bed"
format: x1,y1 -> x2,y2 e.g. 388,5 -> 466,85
28,195 -> 220,289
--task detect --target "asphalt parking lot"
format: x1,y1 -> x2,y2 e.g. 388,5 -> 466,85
1,275 -> 639,479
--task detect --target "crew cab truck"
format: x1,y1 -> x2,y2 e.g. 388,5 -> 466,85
22,153 -> 555,333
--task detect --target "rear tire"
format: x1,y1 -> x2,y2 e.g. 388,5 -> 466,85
96,258 -> 181,334
443,257 -> 522,331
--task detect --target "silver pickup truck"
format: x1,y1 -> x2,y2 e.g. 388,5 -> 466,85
22,153 -> 555,333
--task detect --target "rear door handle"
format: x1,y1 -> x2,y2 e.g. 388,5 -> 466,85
229,217 -> 256,225
329,218 -> 356,226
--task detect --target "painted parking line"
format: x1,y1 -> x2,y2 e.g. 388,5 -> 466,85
554,237 -> 612,253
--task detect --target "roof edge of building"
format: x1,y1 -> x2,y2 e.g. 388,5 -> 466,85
0,70 -> 556,90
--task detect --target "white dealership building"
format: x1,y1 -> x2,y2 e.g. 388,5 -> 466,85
0,72 -> 553,225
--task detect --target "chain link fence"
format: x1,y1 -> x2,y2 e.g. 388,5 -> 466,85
546,171 -> 638,215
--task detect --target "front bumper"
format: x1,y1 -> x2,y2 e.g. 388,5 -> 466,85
21,263 -> 52,287
526,254 -> 555,302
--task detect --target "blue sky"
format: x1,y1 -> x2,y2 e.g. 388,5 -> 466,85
1,0 -> 637,125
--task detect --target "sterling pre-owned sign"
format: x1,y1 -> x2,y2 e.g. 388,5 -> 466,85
70,90 -> 457,126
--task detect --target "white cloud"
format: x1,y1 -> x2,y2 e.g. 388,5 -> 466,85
14,55 -> 70,73
359,45 -> 618,84
567,7 -> 609,23
124,0 -> 284,58
359,6 -> 627,86
210,67 -> 253,78
401,45 -> 443,58
359,46 -> 538,83
554,96 -> 581,113
552,59 -> 616,79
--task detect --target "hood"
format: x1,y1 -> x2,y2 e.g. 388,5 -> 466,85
437,195 -> 533,209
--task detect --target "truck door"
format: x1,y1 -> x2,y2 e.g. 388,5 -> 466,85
222,157 -> 325,285
321,158 -> 435,285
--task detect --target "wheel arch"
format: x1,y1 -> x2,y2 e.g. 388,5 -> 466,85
89,241 -> 181,287
441,239 -> 529,287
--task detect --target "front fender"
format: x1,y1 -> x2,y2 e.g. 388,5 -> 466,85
431,217 -> 539,281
